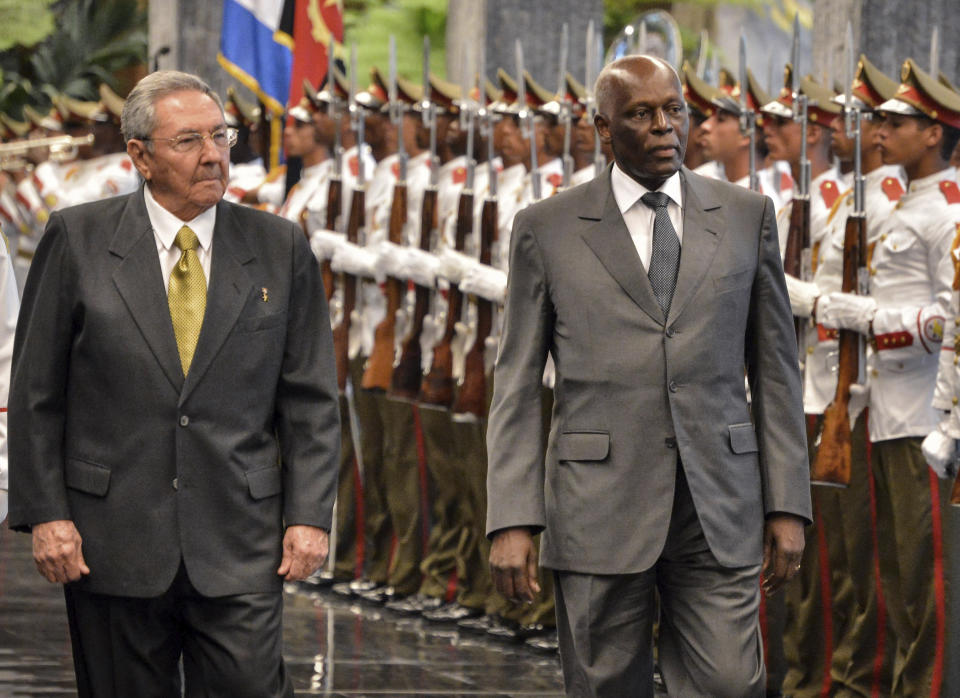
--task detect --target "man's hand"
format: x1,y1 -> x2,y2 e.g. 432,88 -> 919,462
277,524 -> 329,581
761,514 -> 806,595
32,520 -> 90,584
489,527 -> 540,604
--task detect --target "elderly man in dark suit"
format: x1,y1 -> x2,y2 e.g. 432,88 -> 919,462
7,71 -> 340,697
486,56 -> 811,697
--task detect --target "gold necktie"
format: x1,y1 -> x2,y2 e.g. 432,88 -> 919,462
168,225 -> 206,375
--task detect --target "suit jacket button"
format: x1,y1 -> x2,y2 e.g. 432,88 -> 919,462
665,327 -> 675,338
665,437 -> 677,448
179,415 -> 189,427
172,477 -> 179,491
668,380 -> 678,392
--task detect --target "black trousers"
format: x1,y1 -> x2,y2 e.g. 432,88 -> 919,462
64,562 -> 293,698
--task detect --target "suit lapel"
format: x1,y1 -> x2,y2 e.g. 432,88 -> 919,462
179,201 -> 255,403
110,190 -> 185,394
668,168 -> 723,325
578,166 -> 664,324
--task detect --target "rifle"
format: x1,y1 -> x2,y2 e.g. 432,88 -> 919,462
584,21 -> 606,174
419,93 -> 476,408
452,177 -> 496,420
453,45 -> 496,420
362,36 -> 408,391
812,25 -> 862,488
555,24 -> 574,190
332,44 -> 367,393
390,37 -> 440,402
783,17 -> 812,359
322,35 -> 343,303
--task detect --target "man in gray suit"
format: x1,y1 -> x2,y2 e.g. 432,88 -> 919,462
7,71 -> 340,697
486,56 -> 811,697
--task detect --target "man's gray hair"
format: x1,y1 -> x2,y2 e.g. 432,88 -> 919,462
121,70 -> 224,144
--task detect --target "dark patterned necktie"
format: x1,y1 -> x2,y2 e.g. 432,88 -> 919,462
641,191 -> 680,317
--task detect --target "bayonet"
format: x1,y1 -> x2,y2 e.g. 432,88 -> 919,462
420,36 -> 439,186
791,14 -> 809,200
738,32 -> 759,192
516,40 -> 541,201
349,42 -> 366,189
327,35 -> 343,181
696,30 -> 708,78
459,43 -> 477,194
388,35 -> 407,183
556,23 -> 574,188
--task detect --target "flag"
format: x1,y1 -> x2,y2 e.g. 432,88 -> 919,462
219,0 -> 343,168
218,0 -> 293,115
287,0 -> 343,112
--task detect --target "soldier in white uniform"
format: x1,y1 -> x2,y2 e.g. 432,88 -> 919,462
786,55 -> 905,696
761,71 -> 844,698
276,98 -> 334,230
821,59 -> 960,697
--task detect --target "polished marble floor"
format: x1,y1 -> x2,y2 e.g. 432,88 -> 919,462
0,524 -> 564,697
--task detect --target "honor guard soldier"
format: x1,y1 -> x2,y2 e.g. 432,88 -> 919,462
761,68 -> 844,697
276,97 -> 333,230
820,58 -> 960,697
787,54 -> 905,696
222,86 -> 269,205
681,61 -> 721,177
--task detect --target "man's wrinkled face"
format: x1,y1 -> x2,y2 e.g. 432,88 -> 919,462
128,90 -> 229,220
595,59 -> 689,187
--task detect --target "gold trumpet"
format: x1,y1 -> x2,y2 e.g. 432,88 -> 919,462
0,133 -> 95,170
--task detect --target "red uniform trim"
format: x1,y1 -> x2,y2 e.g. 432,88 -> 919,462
881,177 -> 904,202
940,180 -> 960,205
817,324 -> 839,342
816,508 -> 834,697
819,180 -> 840,209
874,331 -> 913,351
927,469 -> 946,697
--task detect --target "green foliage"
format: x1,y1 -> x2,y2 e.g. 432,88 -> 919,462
0,0 -> 56,52
344,0 -> 446,83
0,0 -> 146,115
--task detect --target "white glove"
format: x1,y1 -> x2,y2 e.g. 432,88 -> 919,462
372,240 -> 405,279
438,248 -> 475,284
310,229 -> 344,262
784,275 -> 820,318
817,292 -> 877,334
331,242 -> 381,280
848,382 -> 869,427
399,248 -> 441,288
922,421 -> 959,479
0,488 -> 7,524
460,264 -> 508,304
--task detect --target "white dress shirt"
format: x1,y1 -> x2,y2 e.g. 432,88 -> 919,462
610,164 -> 683,271
144,185 -> 216,292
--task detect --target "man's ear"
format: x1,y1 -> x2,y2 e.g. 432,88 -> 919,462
594,113 -> 611,144
924,121 -> 944,151
126,140 -> 151,181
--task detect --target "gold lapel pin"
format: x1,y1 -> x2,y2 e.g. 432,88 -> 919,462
261,287 -> 269,302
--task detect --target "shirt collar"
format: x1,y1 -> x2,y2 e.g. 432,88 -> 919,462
611,163 -> 682,215
907,166 -> 957,194
143,185 -> 217,253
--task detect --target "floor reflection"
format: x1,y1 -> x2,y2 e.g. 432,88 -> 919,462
0,525 -> 564,696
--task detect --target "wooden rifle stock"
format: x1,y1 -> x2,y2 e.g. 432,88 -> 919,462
321,175 -> 342,302
390,187 -> 437,401
332,188 -> 364,393
362,182 -> 407,390
811,212 -> 865,487
784,196 -> 811,344
452,196 -> 497,420
419,189 -> 473,407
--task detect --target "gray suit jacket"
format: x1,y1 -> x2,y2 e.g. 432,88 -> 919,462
8,188 -> 340,597
486,165 -> 810,573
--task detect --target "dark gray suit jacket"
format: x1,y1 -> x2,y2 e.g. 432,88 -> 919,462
486,165 -> 811,573
8,188 -> 340,598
